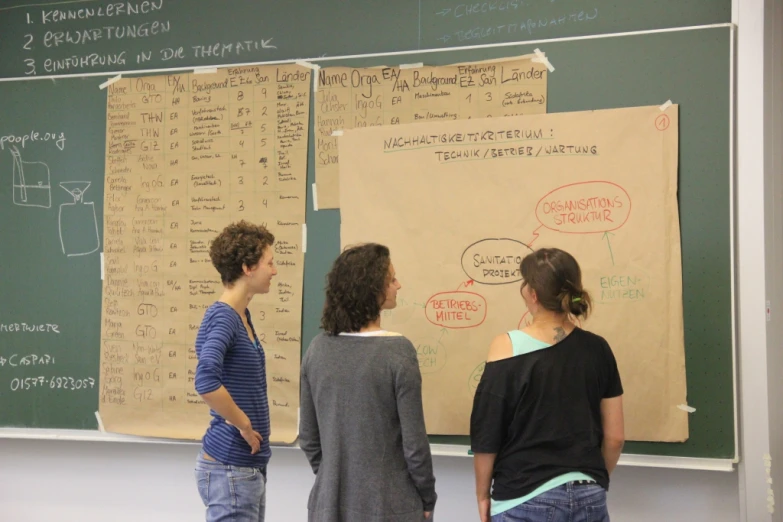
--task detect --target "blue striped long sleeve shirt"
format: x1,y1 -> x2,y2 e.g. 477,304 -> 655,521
194,302 -> 271,468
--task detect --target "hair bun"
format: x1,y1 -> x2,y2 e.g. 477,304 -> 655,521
568,290 -> 590,317
562,290 -> 591,318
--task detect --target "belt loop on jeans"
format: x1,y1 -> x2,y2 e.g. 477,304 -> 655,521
572,480 -> 596,486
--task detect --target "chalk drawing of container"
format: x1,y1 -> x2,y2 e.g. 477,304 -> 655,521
11,145 -> 51,208
59,181 -> 100,257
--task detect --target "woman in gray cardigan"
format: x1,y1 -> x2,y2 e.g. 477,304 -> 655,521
299,243 -> 437,522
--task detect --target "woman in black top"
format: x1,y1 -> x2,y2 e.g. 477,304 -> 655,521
470,248 -> 625,522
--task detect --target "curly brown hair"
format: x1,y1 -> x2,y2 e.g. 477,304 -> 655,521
520,247 -> 592,319
321,243 -> 391,335
209,220 -> 275,284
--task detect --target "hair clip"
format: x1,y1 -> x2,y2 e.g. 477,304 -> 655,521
572,297 -> 582,303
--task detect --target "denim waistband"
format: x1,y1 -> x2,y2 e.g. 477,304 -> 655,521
196,450 -> 267,477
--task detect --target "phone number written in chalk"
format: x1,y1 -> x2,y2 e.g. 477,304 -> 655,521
10,376 -> 95,391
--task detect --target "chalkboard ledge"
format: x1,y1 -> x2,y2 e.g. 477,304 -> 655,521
401,444 -> 737,472
0,429 -> 736,471
616,453 -> 736,472
0,428 -> 201,446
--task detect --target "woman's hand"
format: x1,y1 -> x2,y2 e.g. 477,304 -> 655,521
226,418 -> 264,454
239,425 -> 263,454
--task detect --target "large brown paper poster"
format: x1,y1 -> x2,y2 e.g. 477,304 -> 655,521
339,105 -> 688,442
99,65 -> 311,443
315,54 -> 549,209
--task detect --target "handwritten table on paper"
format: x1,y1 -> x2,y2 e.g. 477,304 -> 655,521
314,54 -> 549,209
98,65 -> 311,443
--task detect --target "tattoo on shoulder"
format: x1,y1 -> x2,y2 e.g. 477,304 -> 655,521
553,327 -> 566,342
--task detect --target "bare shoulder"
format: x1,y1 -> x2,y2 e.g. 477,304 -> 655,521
486,333 -> 513,362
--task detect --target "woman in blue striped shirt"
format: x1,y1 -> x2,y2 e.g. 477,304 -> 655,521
194,220 -> 277,522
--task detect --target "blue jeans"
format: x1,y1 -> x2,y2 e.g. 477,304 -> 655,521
195,450 -> 267,522
492,483 -> 609,522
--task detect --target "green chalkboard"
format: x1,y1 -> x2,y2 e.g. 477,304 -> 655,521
0,0 -> 730,78
302,26 -> 735,459
0,75 -> 106,429
0,25 -> 734,459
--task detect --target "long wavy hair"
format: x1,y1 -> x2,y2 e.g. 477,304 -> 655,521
321,243 -> 391,335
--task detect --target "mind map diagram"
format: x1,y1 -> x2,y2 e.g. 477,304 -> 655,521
384,180 -> 636,391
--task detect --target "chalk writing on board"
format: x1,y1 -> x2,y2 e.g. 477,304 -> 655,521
9,376 -> 95,391
434,3 -> 598,21
0,131 -> 66,151
11,146 -> 52,208
36,1 -> 165,23
41,22 -> 172,47
17,1 -> 279,75
430,7 -> 600,44
0,354 -> 55,367
434,2 -> 525,18
59,181 -> 101,257
0,323 -> 61,333
36,53 -> 127,75
191,39 -> 277,58
24,1 -> 167,68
